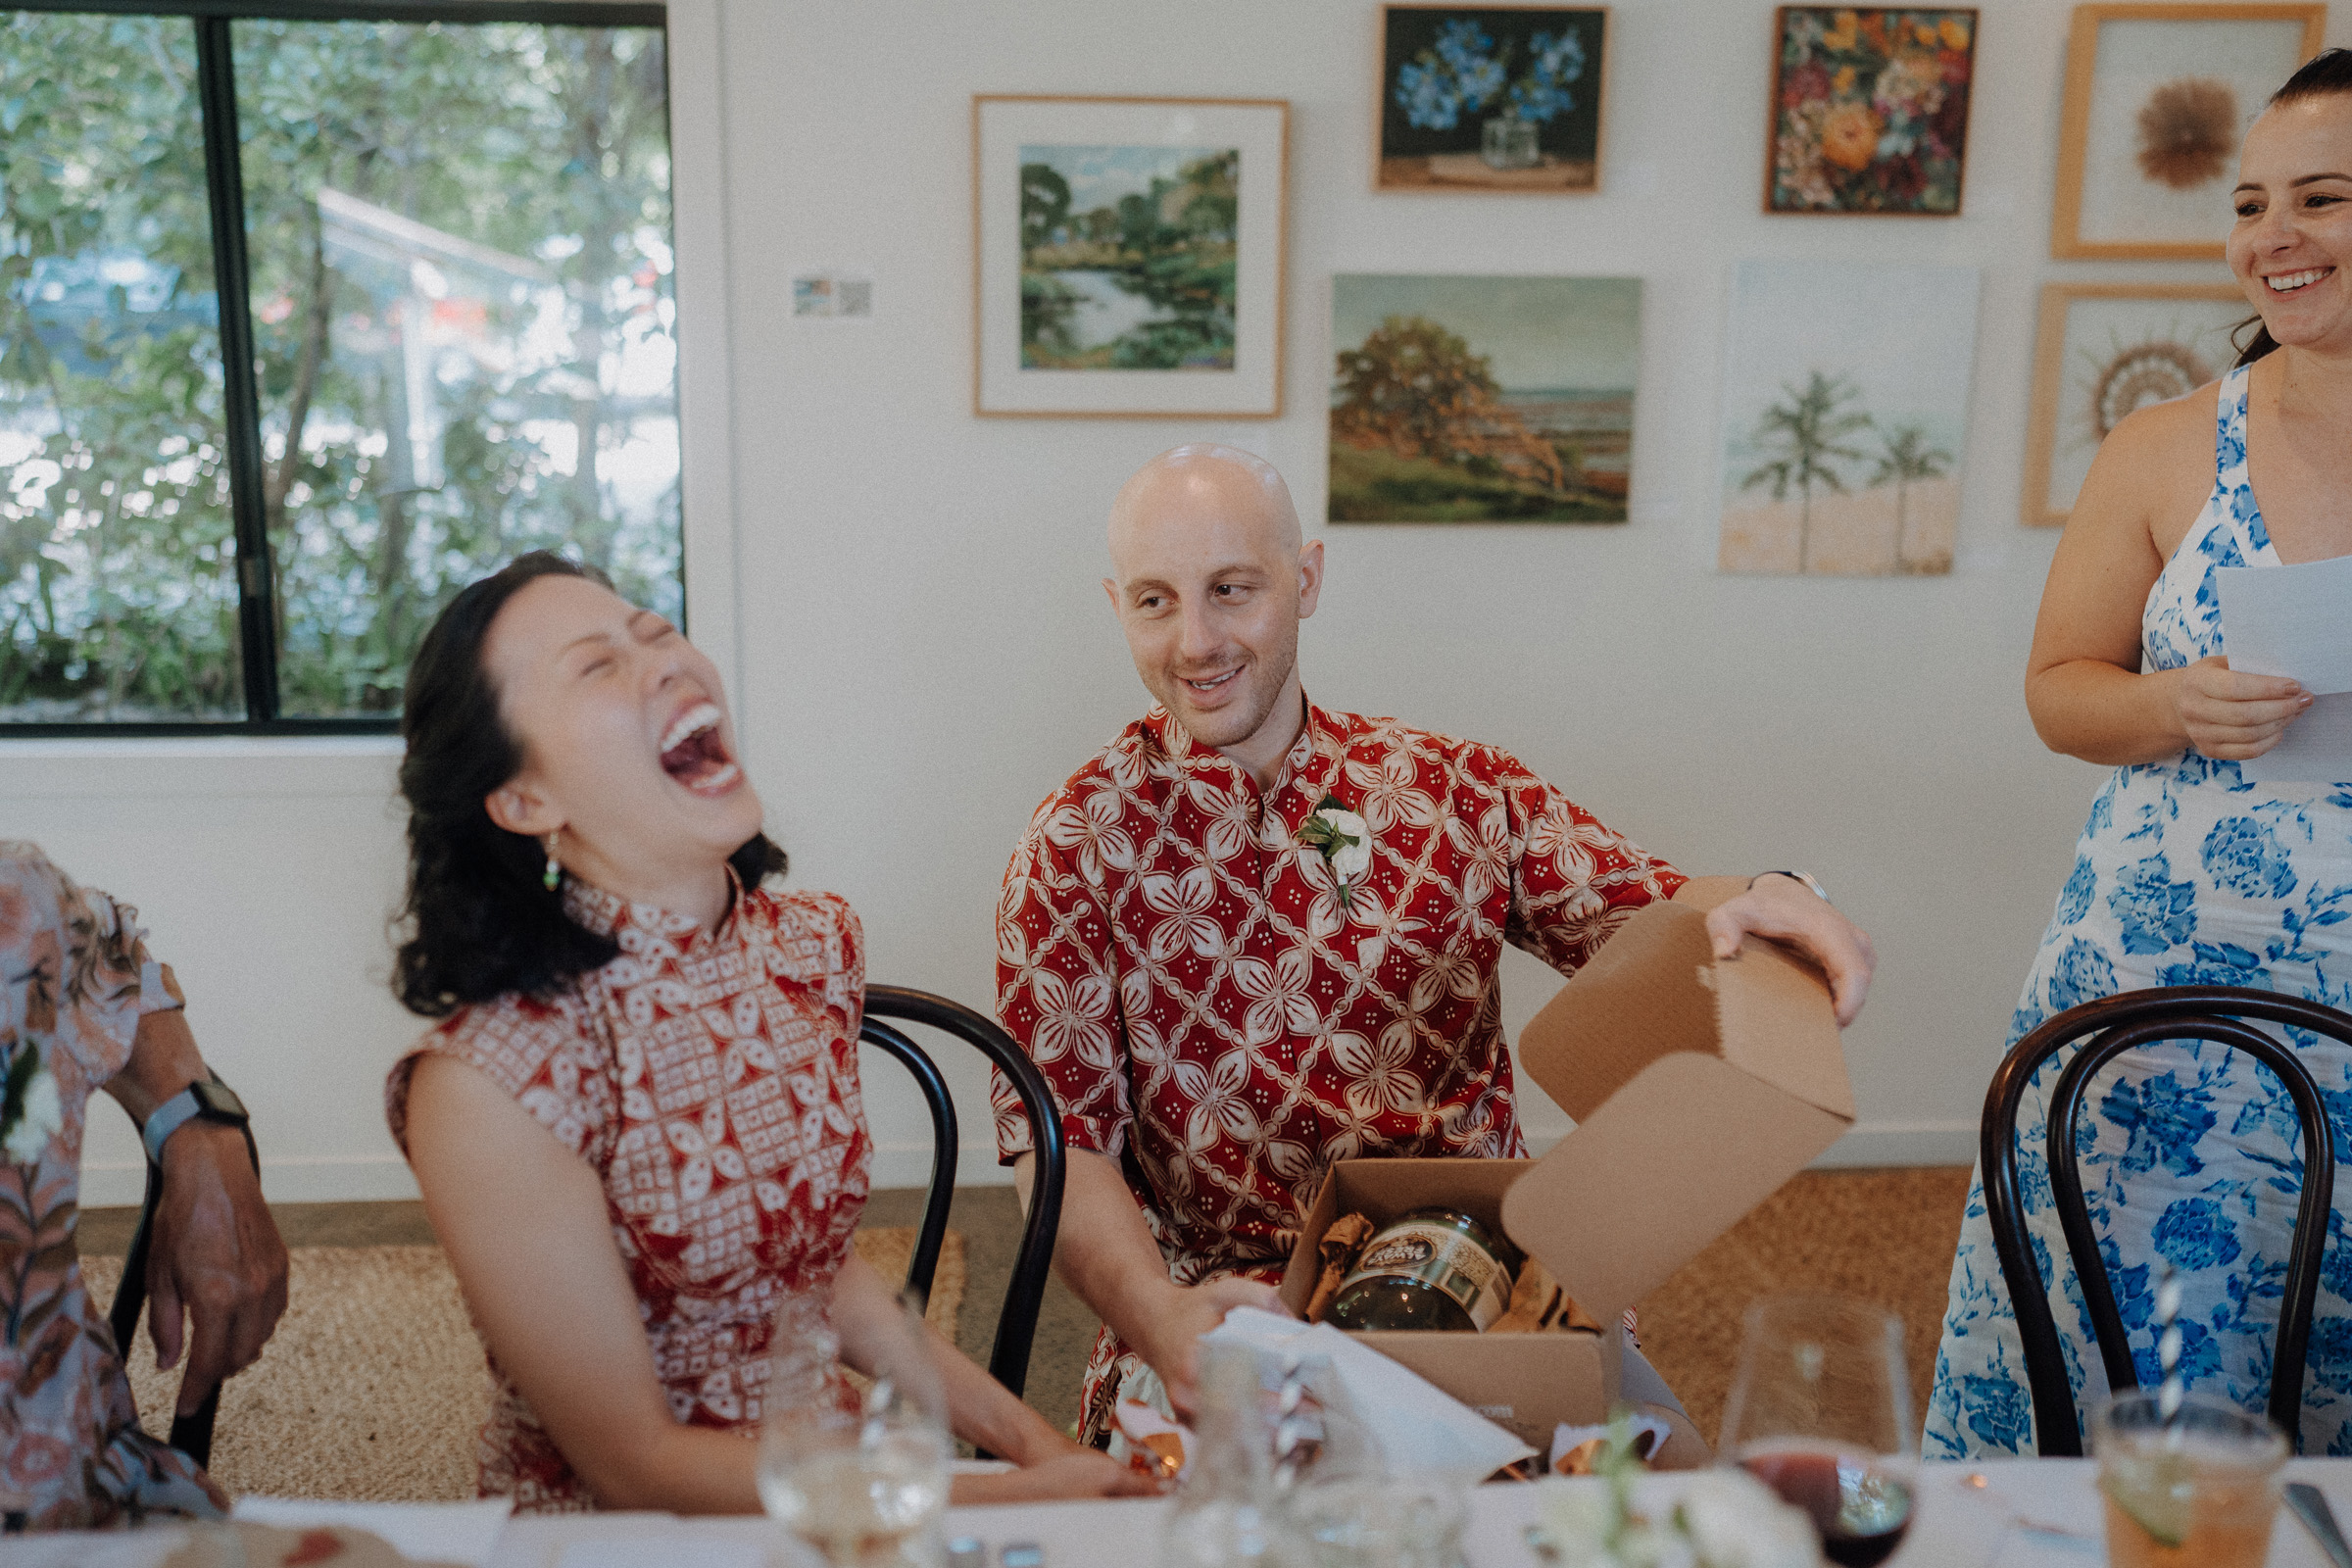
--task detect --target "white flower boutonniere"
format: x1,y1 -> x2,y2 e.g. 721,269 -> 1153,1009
0,1047 -> 62,1166
1298,794 -> 1372,909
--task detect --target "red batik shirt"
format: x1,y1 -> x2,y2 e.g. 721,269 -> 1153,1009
992,702 -> 1684,1421
388,877 -> 869,1513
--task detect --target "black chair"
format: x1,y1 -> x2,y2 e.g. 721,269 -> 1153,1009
105,1117 -> 261,1471
1982,984 -> 2352,1455
859,984 -> 1066,1402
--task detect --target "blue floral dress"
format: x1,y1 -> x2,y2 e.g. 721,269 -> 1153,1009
1927,364 -> 2352,1458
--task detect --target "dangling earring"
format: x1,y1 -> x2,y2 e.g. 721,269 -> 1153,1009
542,830 -> 563,892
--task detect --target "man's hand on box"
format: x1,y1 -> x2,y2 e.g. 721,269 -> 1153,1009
1704,876 -> 1877,1028
1139,1275 -> 1290,1421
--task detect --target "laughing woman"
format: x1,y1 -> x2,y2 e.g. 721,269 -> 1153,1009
387,553 -> 1144,1513
1928,51 -> 2352,1457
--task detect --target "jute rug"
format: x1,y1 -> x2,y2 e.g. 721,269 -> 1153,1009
1634,1167 -> 1975,1446
79,1226 -> 964,1502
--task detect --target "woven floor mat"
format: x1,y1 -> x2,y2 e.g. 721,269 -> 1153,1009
80,1225 -> 964,1501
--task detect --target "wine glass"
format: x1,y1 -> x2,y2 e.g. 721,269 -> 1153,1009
1717,1295 -> 1916,1568
759,1290 -> 954,1568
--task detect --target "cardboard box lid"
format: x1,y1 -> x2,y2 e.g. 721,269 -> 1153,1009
1500,887 -> 1855,1322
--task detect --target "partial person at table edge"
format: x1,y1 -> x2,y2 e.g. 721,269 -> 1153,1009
1928,49 -> 2352,1459
991,444 -> 1878,1457
0,841 -> 289,1530
385,554 -> 1152,1514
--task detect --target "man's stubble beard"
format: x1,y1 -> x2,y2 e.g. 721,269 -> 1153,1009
1158,621 -> 1300,756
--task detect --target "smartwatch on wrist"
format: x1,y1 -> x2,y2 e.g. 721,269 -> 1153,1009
142,1071 -> 253,1166
1754,869 -> 1833,904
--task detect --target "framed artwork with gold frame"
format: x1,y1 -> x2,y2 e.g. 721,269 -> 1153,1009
1373,5 -> 1611,193
2052,3 -> 2328,260
972,94 -> 1289,418
2022,281 -> 2251,527
1762,7 -> 1980,216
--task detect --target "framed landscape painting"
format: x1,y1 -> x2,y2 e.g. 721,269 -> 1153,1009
2053,4 -> 2326,259
973,95 -> 1288,417
2022,281 -> 2249,527
1375,6 -> 1609,192
1717,259 -> 1981,576
1765,7 -> 1978,214
1329,274 -> 1640,523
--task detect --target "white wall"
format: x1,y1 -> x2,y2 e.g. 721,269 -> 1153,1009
17,0 -> 2333,1203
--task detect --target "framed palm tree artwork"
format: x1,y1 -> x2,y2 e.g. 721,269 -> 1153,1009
1717,259 -> 1982,576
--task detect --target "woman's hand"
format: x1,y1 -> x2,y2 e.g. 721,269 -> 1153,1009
2173,656 -> 2312,760
952,1446 -> 1162,1505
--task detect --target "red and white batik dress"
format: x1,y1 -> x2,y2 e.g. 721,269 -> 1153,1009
388,878 -> 870,1511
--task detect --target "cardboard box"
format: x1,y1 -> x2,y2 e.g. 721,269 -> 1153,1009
1276,880 -> 1855,1450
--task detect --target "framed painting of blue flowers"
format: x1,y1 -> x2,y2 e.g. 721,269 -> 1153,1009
1377,6 -> 1608,192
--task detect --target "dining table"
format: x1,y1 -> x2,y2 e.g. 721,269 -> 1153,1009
4,1458 -> 2350,1568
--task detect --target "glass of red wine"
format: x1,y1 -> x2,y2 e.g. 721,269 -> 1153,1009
1718,1295 -> 1916,1568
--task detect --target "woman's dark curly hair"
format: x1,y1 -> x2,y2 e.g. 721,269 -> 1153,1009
392,552 -> 786,1017
2235,49 -> 2352,368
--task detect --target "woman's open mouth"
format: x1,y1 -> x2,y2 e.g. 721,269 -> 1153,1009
2267,266 -> 2332,293
658,702 -> 743,797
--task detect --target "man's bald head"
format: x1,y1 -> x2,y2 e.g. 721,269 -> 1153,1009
1107,444 -> 1301,571
1100,445 -> 1324,790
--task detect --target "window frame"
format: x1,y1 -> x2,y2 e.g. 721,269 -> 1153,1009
0,0 -> 681,736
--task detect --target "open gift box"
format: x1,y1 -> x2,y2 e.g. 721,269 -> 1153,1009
1274,879 -> 1857,1450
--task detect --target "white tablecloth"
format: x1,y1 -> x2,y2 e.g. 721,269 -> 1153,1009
482,1459 -> 2352,1568
8,1459 -> 2352,1567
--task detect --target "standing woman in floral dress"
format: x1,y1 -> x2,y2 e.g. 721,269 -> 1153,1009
387,554 -> 1146,1512
1928,51 -> 2352,1457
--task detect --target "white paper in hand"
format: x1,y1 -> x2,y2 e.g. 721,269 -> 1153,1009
1201,1306 -> 1536,1484
2216,557 -> 2352,784
2217,555 -> 2352,695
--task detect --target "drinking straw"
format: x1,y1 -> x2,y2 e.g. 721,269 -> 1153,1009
2154,1263 -> 2185,1433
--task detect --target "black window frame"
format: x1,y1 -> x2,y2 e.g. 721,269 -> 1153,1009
2,0 -> 671,737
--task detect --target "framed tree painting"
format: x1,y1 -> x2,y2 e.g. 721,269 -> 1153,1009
1328,274 -> 1641,522
2053,4 -> 2326,259
1375,6 -> 1609,192
2022,281 -> 2250,526
973,95 -> 1288,417
1764,7 -> 1978,214
1717,259 -> 1981,576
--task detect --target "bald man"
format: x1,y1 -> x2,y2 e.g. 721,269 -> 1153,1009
994,445 -> 1875,1448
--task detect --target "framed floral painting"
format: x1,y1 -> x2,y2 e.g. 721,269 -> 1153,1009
2052,4 -> 2327,260
973,95 -> 1289,417
2021,282 -> 2250,526
1375,6 -> 1609,192
1764,7 -> 1978,215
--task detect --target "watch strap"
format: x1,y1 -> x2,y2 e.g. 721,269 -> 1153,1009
141,1073 -> 249,1166
1755,869 -> 1833,905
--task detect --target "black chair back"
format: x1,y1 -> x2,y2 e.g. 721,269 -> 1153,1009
1982,985 -> 2352,1455
861,984 -> 1066,1402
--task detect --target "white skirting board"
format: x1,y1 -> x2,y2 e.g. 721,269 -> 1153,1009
77,1123 -> 1978,1209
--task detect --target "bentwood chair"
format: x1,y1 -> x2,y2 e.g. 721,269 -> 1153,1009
859,984 -> 1067,1401
1982,985 -> 2352,1456
106,1122 -> 262,1470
